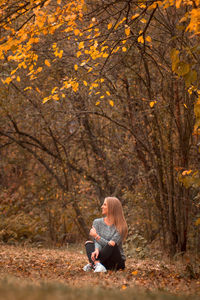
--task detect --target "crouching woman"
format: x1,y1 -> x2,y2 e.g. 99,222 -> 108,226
83,197 -> 128,273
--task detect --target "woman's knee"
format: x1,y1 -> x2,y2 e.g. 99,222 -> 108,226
85,241 -> 94,250
85,240 -> 94,245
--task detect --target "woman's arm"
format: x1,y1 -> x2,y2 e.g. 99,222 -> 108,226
90,226 -> 121,247
110,231 -> 121,244
91,248 -> 99,261
90,226 -> 109,246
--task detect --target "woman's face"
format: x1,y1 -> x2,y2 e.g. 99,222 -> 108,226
101,199 -> 108,216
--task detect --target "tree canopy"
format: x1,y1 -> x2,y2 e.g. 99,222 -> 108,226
0,0 -> 200,256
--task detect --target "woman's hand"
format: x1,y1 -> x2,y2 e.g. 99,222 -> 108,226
108,240 -> 115,247
91,248 -> 99,262
89,226 -> 97,238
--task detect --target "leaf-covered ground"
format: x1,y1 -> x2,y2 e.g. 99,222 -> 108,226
0,244 -> 199,296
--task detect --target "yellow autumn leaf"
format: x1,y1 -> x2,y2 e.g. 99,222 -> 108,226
24,86 -> 32,91
122,47 -> 127,52
52,94 -> 59,101
114,17 -> 126,29
3,77 -> 12,84
132,270 -> 138,275
125,26 -> 130,36
121,285 -> 127,290
146,36 -> 152,42
96,101 -> 100,106
176,0 -> 182,8
181,170 -> 188,176
29,65 -> 34,71
148,2 -> 157,10
74,29 -> 80,35
72,82 -> 79,92
77,51 -> 82,58
100,95 -> 105,99
106,91 -> 111,96
113,46 -> 120,53
80,60 -> 86,66
11,69 -> 17,75
16,76 -> 20,82
138,36 -> 144,43
52,87 -> 58,94
37,67 -> 43,73
109,100 -> 114,107
58,50 -> 63,58
182,170 -> 192,176
108,23 -> 112,30
131,13 -> 139,20
150,101 -> 157,107
184,103 -> 188,109
45,59 -> 51,67
195,218 -> 200,226
30,75 -> 37,80
83,81 -> 88,86
74,64 -> 78,71
89,83 -> 98,90
140,18 -> 147,23
79,41 -> 84,49
180,15 -> 188,23
43,97 -> 50,104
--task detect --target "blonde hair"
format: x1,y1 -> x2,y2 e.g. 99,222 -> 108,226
105,197 -> 128,241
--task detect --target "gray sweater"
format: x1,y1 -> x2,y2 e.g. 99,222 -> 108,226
93,218 -> 125,260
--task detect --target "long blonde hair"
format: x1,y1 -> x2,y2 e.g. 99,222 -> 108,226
105,197 -> 128,241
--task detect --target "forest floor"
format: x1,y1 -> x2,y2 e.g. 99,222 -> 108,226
0,243 -> 199,298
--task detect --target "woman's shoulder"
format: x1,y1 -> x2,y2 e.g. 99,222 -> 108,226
93,217 -> 104,225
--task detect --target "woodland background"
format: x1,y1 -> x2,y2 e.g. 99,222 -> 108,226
0,0 -> 200,264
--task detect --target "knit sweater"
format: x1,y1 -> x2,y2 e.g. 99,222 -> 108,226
92,218 -> 125,260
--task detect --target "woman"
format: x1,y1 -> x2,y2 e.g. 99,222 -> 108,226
83,197 -> 128,273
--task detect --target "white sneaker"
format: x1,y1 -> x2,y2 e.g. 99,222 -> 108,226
94,262 -> 107,273
83,263 -> 93,272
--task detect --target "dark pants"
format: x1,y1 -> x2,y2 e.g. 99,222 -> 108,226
85,241 -> 125,271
